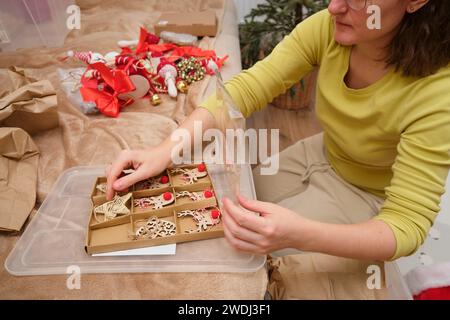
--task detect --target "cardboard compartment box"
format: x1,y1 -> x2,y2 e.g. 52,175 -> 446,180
153,11 -> 218,37
85,164 -> 224,254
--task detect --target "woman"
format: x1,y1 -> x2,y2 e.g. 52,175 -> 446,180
106,0 -> 449,263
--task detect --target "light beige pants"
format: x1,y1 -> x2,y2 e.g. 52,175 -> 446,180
252,132 -> 387,299
253,132 -> 385,224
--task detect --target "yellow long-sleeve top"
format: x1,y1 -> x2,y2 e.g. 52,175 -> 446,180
200,10 -> 450,260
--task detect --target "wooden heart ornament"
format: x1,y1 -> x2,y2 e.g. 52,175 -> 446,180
117,74 -> 150,100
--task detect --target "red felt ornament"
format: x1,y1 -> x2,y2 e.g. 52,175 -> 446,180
160,175 -> 169,184
204,190 -> 213,198
197,163 -> 206,172
163,192 -> 173,201
211,209 -> 221,220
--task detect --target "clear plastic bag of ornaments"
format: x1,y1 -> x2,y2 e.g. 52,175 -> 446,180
57,68 -> 99,114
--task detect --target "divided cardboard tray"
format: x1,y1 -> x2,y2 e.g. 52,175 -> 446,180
87,164 -> 224,254
5,165 -> 266,275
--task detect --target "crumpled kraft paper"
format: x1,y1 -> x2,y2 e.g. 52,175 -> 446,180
0,67 -> 59,135
0,127 -> 39,231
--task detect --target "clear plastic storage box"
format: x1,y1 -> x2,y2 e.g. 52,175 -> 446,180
5,164 -> 266,275
0,0 -> 74,51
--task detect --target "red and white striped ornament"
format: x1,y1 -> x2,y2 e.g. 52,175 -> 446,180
84,69 -> 101,80
67,50 -> 105,64
116,55 -> 132,65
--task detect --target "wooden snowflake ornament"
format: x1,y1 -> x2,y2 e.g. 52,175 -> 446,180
131,216 -> 176,240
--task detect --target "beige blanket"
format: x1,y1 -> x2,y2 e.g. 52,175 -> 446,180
0,0 -> 268,299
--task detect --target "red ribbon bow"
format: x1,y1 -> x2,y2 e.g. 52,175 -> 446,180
80,62 -> 136,117
136,27 -> 166,55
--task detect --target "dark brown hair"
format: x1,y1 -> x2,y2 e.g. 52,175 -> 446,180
386,0 -> 450,77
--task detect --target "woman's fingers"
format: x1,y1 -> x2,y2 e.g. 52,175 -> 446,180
237,194 -> 276,215
115,167 -> 148,191
222,197 -> 266,233
222,207 -> 264,244
223,224 -> 264,254
106,150 -> 134,200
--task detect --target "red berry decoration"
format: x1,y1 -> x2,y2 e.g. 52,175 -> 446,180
211,209 -> 221,219
163,192 -> 172,201
160,175 -> 169,184
204,190 -> 213,198
197,163 -> 206,172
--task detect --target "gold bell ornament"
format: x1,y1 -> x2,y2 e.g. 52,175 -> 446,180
176,80 -> 188,93
151,93 -> 162,106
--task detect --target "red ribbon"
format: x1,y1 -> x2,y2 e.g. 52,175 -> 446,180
80,67 -> 100,89
146,43 -> 177,56
80,62 -> 136,117
136,27 -> 162,54
165,46 -> 217,63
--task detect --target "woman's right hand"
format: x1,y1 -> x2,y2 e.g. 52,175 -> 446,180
104,107 -> 217,200
105,145 -> 172,200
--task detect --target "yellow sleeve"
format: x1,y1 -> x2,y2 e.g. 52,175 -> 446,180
200,9 -> 333,118
375,100 -> 450,260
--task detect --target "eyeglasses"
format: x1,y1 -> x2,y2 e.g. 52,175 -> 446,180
345,0 -> 368,11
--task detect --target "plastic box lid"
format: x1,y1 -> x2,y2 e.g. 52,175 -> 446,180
0,0 -> 74,51
5,165 -> 266,275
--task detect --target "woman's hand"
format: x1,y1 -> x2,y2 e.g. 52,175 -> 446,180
221,195 -> 314,255
105,146 -> 171,200
222,195 -> 397,260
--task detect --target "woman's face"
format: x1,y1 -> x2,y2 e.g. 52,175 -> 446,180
328,0 -> 410,46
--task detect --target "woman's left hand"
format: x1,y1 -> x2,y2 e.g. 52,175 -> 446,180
221,195 -> 313,255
